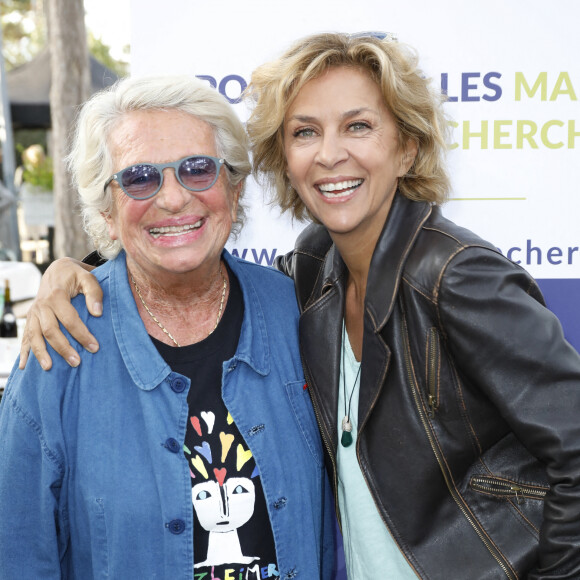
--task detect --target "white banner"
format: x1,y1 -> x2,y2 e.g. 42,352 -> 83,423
130,0 -> 580,280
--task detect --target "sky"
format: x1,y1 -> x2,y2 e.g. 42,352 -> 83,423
84,0 -> 131,62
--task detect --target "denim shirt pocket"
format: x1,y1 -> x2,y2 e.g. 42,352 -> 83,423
285,380 -> 324,468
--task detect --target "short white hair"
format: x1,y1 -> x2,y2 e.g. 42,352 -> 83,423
67,75 -> 251,259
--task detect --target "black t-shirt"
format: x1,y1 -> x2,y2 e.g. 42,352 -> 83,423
151,265 -> 278,578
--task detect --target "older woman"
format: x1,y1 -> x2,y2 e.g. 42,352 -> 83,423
17,34 -> 580,579
0,75 -> 335,578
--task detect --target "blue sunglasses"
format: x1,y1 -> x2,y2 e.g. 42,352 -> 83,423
104,154 -> 235,200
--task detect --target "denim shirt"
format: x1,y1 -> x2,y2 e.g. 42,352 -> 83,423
0,251 -> 335,579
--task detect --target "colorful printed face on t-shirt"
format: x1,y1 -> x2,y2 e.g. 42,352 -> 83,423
186,410 -> 270,570
192,476 -> 256,534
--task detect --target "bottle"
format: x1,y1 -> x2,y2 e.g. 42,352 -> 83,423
0,280 -> 17,338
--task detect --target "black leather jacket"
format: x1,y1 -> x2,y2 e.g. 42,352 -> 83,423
276,193 -> 580,579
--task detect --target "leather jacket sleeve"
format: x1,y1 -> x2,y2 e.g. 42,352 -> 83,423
437,246 -> 580,578
274,224 -> 334,311
82,250 -> 108,267
273,252 -> 291,276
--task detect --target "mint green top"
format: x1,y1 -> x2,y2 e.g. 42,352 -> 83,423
337,324 -> 417,578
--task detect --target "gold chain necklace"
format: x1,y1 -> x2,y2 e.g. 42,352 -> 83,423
130,265 -> 227,347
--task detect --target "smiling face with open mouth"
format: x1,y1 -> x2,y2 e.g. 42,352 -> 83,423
104,109 -> 239,283
283,66 -> 416,248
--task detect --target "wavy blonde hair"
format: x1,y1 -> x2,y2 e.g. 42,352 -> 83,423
68,75 -> 251,258
245,32 -> 450,221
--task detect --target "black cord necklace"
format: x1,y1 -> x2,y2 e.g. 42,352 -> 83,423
341,321 -> 362,448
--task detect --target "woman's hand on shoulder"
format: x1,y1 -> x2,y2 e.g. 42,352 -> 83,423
19,258 -> 103,370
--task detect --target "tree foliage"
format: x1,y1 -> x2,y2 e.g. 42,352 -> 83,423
1,0 -> 128,75
1,0 -> 46,70
88,31 -> 128,77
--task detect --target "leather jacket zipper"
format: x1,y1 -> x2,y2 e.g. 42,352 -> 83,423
400,305 -> 516,580
470,475 -> 547,505
426,327 -> 439,417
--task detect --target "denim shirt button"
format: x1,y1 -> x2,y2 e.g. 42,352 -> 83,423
167,519 -> 186,534
170,378 -> 186,393
273,497 -> 288,510
165,438 -> 180,453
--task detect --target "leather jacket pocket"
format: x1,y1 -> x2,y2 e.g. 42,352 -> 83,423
426,327 -> 440,418
470,474 -> 548,504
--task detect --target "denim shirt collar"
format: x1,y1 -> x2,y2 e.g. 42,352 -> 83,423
223,251 -> 270,377
105,250 -> 270,392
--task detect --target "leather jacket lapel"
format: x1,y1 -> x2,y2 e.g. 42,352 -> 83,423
366,194 -> 433,331
300,244 -> 346,453
358,195 -> 432,430
299,194 -> 433,448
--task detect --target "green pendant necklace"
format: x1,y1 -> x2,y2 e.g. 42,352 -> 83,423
341,321 -> 362,448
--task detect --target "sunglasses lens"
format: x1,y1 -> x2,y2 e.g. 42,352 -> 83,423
121,164 -> 161,198
179,156 -> 218,191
